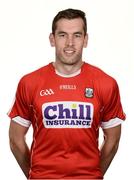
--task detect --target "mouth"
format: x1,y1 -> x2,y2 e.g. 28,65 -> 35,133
64,49 -> 76,56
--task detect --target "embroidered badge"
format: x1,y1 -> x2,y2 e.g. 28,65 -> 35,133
85,88 -> 94,98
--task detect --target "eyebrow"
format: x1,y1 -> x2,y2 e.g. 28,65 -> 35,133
57,31 -> 83,35
74,32 -> 83,35
57,31 -> 67,34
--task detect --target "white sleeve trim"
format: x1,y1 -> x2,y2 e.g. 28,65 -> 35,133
12,116 -> 31,127
101,117 -> 124,129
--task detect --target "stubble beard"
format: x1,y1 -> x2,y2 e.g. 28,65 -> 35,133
56,51 -> 83,66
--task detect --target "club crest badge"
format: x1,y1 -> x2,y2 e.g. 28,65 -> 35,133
85,88 -> 94,98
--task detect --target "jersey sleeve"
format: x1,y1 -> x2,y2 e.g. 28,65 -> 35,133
100,78 -> 126,129
8,77 -> 32,127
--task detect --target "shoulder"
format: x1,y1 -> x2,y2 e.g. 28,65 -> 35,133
19,63 -> 50,87
84,63 -> 121,107
84,62 -> 117,89
15,64 -> 51,101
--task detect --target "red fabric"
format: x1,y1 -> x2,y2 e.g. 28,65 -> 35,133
8,62 -> 125,179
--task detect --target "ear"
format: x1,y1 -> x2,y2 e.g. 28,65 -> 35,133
83,33 -> 88,48
49,33 -> 55,47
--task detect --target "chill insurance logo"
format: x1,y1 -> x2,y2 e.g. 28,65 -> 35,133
42,101 -> 94,128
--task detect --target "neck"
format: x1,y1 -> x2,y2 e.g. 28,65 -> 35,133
53,60 -> 84,75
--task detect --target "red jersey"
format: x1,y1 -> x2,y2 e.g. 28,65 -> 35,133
8,62 -> 125,179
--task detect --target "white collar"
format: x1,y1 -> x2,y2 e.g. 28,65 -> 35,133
55,69 -> 81,78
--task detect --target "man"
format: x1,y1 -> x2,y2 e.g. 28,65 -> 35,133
8,8 -> 125,179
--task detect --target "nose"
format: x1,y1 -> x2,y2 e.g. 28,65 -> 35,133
66,36 -> 74,46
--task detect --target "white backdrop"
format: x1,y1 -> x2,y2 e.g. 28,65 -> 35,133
0,0 -> 133,179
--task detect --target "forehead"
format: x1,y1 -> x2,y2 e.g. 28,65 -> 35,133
55,18 -> 84,33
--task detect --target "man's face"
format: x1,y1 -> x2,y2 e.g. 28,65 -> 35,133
49,18 -> 88,65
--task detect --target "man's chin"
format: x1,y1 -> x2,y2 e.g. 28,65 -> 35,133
61,59 -> 79,66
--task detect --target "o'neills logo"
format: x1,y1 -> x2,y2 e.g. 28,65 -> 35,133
42,101 -> 94,128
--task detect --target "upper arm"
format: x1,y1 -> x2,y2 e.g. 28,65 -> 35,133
8,77 -> 32,134
102,125 -> 121,143
101,78 -> 125,129
9,120 -> 29,142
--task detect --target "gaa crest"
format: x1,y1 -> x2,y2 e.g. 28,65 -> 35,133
85,88 -> 94,98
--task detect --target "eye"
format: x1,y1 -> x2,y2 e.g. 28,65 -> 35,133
74,34 -> 82,38
58,33 -> 66,37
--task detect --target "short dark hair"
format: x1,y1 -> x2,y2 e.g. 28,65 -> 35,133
52,8 -> 87,35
